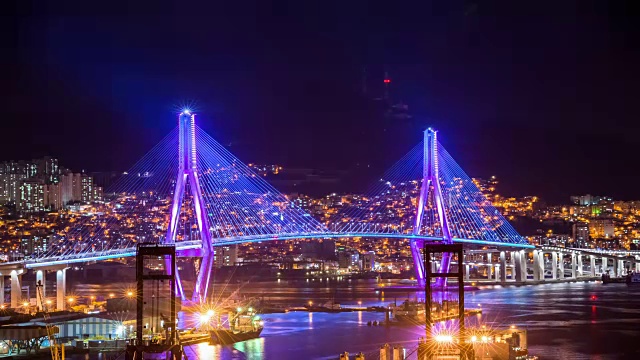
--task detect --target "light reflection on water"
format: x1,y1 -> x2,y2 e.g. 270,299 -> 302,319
72,280 -> 640,359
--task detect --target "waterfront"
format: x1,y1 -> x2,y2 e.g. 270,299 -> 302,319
71,280 -> 640,359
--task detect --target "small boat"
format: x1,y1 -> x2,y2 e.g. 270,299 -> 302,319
210,309 -> 264,345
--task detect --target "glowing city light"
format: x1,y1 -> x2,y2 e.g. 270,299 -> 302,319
199,313 -> 211,325
435,334 -> 453,342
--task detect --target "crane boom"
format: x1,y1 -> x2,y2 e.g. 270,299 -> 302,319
36,280 -> 63,360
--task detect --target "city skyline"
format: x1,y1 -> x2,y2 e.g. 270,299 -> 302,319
3,1 -> 640,203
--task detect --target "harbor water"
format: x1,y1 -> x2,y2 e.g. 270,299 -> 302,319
71,280 -> 640,359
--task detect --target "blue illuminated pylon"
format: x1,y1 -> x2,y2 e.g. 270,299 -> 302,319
165,110 -> 214,303
411,128 -> 453,287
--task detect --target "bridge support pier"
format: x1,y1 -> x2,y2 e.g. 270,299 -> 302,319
499,251 -> 507,283
464,264 -> 470,281
571,253 -> 577,279
0,276 -> 4,305
590,256 -> 596,277
533,250 -> 541,281
577,255 -> 583,276
56,269 -> 66,311
36,270 -> 45,311
613,259 -> 619,277
618,260 -> 624,276
10,270 -> 22,309
602,257 -> 608,276
551,252 -> 558,280
514,251 -> 526,282
487,253 -> 493,279
558,253 -> 565,279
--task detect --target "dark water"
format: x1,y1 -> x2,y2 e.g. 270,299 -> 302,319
73,280 -> 640,359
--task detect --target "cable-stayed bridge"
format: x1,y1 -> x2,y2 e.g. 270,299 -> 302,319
2,111 -> 638,307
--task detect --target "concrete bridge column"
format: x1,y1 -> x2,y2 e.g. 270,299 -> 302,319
612,259 -> 618,277
538,251 -> 545,281
487,253 -> 493,279
521,251 -> 528,282
464,264 -> 470,281
571,253 -> 577,279
36,270 -> 46,311
590,256 -> 596,277
10,270 -> 22,309
0,276 -> 4,305
533,250 -> 541,281
494,264 -> 500,281
513,251 -> 520,282
558,253 -> 565,279
577,255 -> 584,276
514,251 -> 526,282
551,252 -> 558,280
499,251 -> 507,283
602,257 -> 608,276
618,260 -> 625,276
56,269 -> 66,311
635,261 -> 640,272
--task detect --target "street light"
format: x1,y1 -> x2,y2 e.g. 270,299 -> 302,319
109,293 -> 115,298
68,297 -> 74,304
126,291 -> 134,298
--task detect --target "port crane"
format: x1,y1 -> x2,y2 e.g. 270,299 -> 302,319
36,280 -> 64,360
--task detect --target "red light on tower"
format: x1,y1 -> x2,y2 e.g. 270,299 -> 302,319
384,79 -> 391,84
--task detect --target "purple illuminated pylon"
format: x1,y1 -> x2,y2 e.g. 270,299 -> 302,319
411,128 -> 453,287
165,111 -> 214,303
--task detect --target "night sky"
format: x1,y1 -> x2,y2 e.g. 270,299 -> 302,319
3,1 -> 639,202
